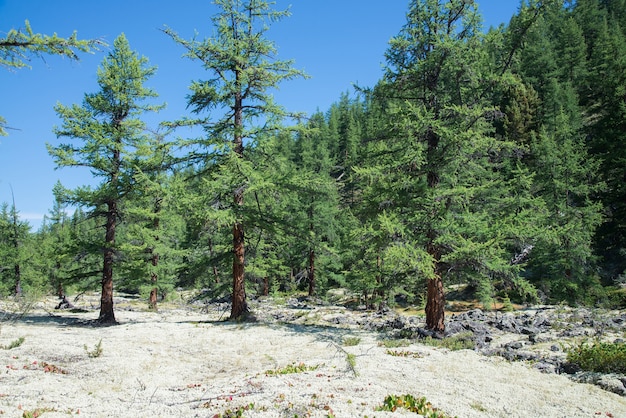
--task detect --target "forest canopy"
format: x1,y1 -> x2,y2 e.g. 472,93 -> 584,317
1,0 -> 625,328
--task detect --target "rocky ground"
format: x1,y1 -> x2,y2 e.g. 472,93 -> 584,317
0,292 -> 624,418
251,296 -> 626,396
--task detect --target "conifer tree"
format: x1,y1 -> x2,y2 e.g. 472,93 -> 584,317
574,1 -> 626,283
359,0 -> 543,331
163,0 -> 307,320
0,202 -> 30,295
0,20 -> 102,136
48,34 -> 163,324
509,2 -> 605,300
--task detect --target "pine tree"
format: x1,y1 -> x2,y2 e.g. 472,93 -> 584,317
163,0 -> 307,320
47,34 -> 163,324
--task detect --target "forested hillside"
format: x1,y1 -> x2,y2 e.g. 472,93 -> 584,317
1,0 -> 625,328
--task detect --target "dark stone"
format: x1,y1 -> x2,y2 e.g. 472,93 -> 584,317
504,341 -> 524,350
560,362 -> 581,375
521,326 -> 541,336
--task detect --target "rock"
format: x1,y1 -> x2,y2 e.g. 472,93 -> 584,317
521,326 -> 541,336
597,375 -> 626,396
560,362 -> 581,375
534,362 -> 558,374
496,314 -> 521,333
504,341 -> 524,350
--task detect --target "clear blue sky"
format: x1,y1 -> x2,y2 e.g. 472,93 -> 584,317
0,0 -> 520,230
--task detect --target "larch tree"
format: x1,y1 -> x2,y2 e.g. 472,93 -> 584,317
163,0 -> 307,320
47,34 -> 163,324
0,20 -> 103,136
361,0 -> 543,332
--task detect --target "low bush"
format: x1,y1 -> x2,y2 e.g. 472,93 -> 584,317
375,394 -> 456,417
420,332 -> 474,351
264,362 -> 318,375
565,340 -> 626,373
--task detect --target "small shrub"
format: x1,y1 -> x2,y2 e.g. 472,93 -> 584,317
420,332 -> 474,351
265,362 -> 318,375
212,403 -> 255,417
21,407 -> 56,418
375,394 -> 456,417
342,336 -> 361,346
565,340 -> 626,373
84,339 -> 103,358
1,336 -> 25,350
501,294 -> 514,312
346,353 -> 357,371
386,349 -> 423,358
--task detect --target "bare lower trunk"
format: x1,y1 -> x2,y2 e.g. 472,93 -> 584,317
425,275 -> 445,332
99,202 -> 117,324
149,281 -> 158,311
262,277 -> 269,296
230,220 -> 248,320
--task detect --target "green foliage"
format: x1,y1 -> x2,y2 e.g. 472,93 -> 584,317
84,339 -> 103,358
1,336 -> 25,350
264,362 -> 318,376
4,0 -> 626,324
385,349 -> 423,358
420,332 -> 475,351
213,403 -> 256,418
162,0 -> 308,319
566,340 -> 626,373
21,407 -> 57,418
376,394 -> 455,418
342,336 -> 361,346
0,20 -> 103,136
47,34 -> 163,322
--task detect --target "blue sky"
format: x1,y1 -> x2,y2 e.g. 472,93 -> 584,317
0,0 -> 520,230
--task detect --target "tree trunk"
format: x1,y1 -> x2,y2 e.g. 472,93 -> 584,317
424,126 -> 445,332
149,200 -> 161,311
229,84 -> 249,320
425,276 -> 445,332
307,248 -> 315,297
231,219 -> 248,319
14,264 -> 21,296
262,277 -> 269,296
149,287 -> 158,310
99,201 -> 117,324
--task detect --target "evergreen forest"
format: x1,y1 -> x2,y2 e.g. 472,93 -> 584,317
1,0 -> 625,330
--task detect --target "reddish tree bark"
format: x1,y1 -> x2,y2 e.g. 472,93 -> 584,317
229,81 -> 249,320
99,200 -> 117,324
425,276 -> 445,332
231,219 -> 248,319
424,127 -> 445,332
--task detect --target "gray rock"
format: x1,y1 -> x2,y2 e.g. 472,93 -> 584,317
504,341 -> 524,350
597,375 -> 626,396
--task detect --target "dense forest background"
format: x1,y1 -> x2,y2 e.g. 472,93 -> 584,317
1,0 -> 625,318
